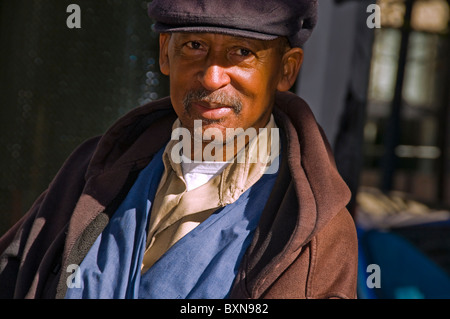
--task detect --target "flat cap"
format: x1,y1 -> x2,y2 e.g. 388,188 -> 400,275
148,0 -> 318,48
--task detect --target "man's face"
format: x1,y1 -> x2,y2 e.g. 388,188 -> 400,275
159,32 -> 301,140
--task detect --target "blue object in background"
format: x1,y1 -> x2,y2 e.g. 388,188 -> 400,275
357,226 -> 450,299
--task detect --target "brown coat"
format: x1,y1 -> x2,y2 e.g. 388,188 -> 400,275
0,91 -> 358,299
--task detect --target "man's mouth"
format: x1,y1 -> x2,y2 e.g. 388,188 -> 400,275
190,101 -> 234,120
183,89 -> 243,121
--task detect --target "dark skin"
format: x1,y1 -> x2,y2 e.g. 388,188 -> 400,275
159,32 -> 304,160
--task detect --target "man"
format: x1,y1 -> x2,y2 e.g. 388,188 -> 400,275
0,0 -> 358,299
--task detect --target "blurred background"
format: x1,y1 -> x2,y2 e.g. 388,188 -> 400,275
0,0 -> 449,298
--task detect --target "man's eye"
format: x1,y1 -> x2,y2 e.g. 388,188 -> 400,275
236,48 -> 252,57
186,41 -> 203,50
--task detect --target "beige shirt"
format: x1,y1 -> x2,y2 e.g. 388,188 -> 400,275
141,115 -> 279,272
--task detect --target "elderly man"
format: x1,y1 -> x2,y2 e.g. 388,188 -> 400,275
0,0 -> 358,299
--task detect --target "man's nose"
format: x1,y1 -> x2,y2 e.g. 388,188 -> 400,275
198,62 -> 231,91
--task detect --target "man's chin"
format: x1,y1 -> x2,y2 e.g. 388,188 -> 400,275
192,124 -> 231,145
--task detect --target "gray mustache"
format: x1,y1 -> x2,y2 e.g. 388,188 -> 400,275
183,89 -> 243,115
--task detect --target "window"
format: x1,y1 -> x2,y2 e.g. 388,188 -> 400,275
362,0 -> 450,206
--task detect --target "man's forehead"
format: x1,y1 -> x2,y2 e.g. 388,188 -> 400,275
169,32 -> 282,49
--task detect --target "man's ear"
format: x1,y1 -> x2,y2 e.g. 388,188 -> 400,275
159,33 -> 171,76
277,47 -> 304,92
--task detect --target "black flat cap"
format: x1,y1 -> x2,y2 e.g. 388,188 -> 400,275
148,0 -> 318,48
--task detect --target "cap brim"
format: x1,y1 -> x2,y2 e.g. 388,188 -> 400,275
153,23 -> 279,41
